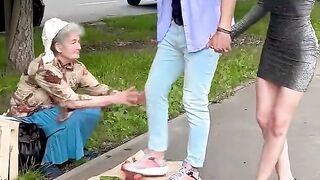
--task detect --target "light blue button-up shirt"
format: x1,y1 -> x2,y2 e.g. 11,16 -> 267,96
157,0 -> 221,52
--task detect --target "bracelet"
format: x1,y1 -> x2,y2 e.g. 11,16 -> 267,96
217,27 -> 232,35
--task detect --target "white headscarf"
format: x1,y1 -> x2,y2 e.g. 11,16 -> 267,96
41,18 -> 69,63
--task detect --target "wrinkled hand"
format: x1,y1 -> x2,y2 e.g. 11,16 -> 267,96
136,91 -> 146,105
113,87 -> 139,105
207,31 -> 232,53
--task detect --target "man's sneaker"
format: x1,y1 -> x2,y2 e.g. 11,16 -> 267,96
122,155 -> 169,176
169,162 -> 201,180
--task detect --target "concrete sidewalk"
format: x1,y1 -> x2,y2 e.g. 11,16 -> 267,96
57,67 -> 320,180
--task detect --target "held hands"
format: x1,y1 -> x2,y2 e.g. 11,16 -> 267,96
136,91 -> 146,105
112,87 -> 140,106
207,27 -> 232,53
112,88 -> 146,106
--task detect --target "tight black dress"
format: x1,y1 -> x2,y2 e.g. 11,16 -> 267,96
232,0 -> 319,92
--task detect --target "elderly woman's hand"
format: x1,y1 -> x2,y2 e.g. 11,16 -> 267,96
112,87 -> 140,105
136,91 -> 146,106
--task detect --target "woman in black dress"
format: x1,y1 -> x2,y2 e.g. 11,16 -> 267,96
231,0 -> 319,179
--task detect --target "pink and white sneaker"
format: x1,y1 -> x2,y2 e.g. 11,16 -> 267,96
122,155 -> 169,176
169,162 -> 202,180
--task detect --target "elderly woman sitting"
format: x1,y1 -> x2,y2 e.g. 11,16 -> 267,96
7,18 -> 139,178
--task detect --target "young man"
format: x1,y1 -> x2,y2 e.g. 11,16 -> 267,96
123,0 -> 236,179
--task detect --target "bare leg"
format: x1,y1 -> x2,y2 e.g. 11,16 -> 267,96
275,141 -> 294,180
256,78 -> 302,180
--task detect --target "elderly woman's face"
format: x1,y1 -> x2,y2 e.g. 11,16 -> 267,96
59,32 -> 81,61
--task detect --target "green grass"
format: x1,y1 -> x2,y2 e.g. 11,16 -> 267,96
82,48 -> 154,146
0,75 -> 20,112
311,3 -> 320,37
83,14 -> 157,44
234,0 -> 269,36
100,176 -> 120,180
17,169 -> 45,180
1,1 -> 319,179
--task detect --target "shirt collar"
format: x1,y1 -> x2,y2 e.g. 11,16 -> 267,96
55,58 -> 75,71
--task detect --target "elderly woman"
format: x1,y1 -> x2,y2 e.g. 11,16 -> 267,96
7,18 -> 138,178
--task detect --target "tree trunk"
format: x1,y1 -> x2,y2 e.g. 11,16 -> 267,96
5,0 -> 34,73
4,0 -> 12,49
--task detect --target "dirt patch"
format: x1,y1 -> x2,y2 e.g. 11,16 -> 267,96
81,39 -> 157,53
81,34 -> 263,54
232,34 -> 264,47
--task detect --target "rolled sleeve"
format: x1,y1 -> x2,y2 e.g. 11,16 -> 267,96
79,65 -> 112,95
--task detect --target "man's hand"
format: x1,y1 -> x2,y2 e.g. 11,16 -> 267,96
207,31 -> 232,53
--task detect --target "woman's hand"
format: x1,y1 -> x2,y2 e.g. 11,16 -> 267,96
207,31 -> 232,53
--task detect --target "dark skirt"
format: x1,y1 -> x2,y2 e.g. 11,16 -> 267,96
21,106 -> 101,164
258,16 -> 319,92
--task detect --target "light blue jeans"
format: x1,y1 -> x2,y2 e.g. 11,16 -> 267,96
145,22 -> 220,167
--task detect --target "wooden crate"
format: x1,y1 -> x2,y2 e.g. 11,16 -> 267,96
0,116 -> 19,180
